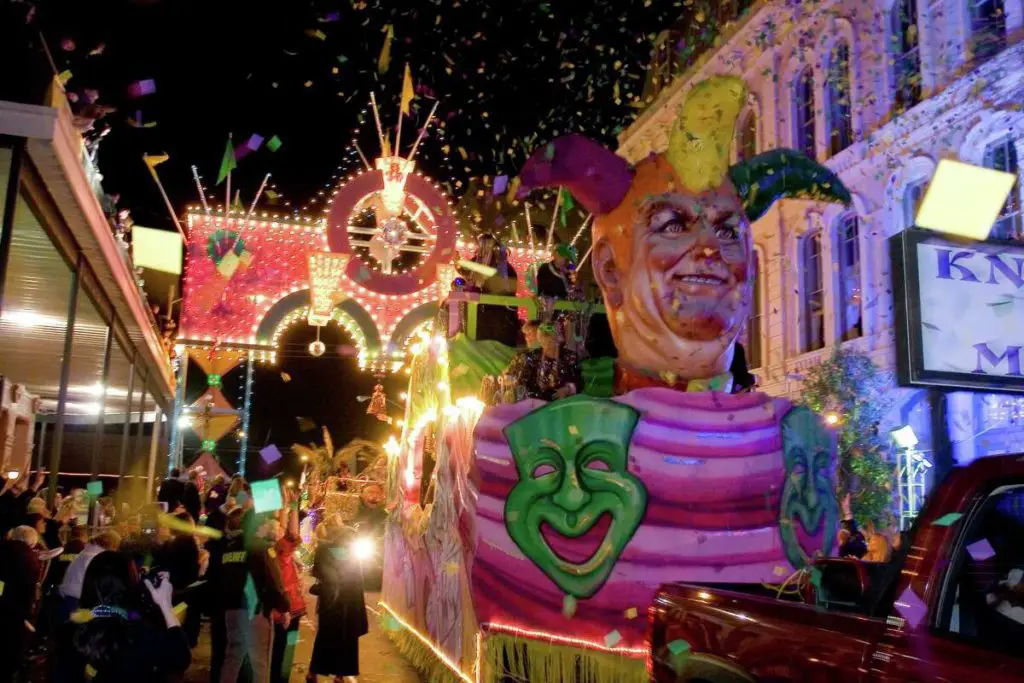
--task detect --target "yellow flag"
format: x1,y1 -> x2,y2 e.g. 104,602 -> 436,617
401,64 -> 415,115
143,152 -> 169,169
378,25 -> 394,75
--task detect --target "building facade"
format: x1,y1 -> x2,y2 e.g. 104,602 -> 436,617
619,0 -> 1024,469
0,79 -> 174,501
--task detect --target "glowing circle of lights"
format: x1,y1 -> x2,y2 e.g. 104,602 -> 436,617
327,168 -> 458,296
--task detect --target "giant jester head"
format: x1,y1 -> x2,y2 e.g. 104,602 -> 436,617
503,396 -> 646,599
519,77 -> 852,381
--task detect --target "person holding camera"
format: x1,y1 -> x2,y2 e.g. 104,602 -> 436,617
70,550 -> 191,682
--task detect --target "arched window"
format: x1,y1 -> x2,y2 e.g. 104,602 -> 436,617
736,110 -> 758,162
826,41 -> 853,156
984,137 -> 1022,239
746,251 -> 764,368
837,215 -> 862,341
902,180 -> 926,229
891,0 -> 922,110
801,230 -> 825,352
969,0 -> 1007,60
794,67 -> 816,158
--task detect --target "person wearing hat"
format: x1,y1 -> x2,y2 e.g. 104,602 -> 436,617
536,242 -> 576,299
461,233 -> 521,347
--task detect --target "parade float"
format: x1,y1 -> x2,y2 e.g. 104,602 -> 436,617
172,92 -> 547,473
379,77 -> 853,683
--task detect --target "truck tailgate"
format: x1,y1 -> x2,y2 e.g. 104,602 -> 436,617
648,583 -> 886,682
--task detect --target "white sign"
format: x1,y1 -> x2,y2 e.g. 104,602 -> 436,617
916,239 -> 1024,381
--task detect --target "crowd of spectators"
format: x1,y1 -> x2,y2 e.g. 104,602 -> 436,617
0,466 -> 368,683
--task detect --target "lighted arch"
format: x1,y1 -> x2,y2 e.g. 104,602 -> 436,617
255,289 -> 382,352
387,302 -> 441,352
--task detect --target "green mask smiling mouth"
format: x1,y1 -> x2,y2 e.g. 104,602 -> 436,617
503,396 -> 647,599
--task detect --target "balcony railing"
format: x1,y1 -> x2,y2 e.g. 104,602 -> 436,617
45,80 -> 169,363
446,292 -> 605,341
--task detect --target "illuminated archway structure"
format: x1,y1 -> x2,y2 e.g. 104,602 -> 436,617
176,193 -> 548,469
179,203 -> 547,371
175,82 -> 558,468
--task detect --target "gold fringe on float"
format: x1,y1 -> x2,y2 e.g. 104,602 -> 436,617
381,614 -> 470,683
483,633 -> 647,683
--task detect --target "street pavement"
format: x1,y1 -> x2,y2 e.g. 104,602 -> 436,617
185,591 -> 423,683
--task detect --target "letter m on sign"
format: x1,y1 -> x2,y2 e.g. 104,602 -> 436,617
974,344 -> 1024,377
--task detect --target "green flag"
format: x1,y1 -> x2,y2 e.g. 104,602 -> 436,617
216,137 -> 236,185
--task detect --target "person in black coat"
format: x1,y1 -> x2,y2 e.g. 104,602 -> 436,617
461,233 -> 521,347
157,469 -> 185,512
0,527 -> 42,683
307,525 -> 368,682
70,551 -> 191,683
152,512 -> 204,647
182,470 -> 202,523
535,243 -> 574,299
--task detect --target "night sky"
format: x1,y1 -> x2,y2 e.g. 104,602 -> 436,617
16,0 -> 696,471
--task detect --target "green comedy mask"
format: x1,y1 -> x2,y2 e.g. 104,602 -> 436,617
503,396 -> 646,598
779,407 -> 838,567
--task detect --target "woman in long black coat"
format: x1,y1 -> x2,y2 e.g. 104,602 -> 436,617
307,525 -> 368,682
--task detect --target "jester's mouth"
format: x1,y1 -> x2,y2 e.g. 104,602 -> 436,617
671,273 -> 728,286
540,513 -> 613,565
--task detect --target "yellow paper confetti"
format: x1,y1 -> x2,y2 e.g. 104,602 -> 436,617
378,24 -> 394,75
624,607 -> 638,620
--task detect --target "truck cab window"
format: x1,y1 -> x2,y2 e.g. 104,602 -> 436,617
937,483 -> 1024,657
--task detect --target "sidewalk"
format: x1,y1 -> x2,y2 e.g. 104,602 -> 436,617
185,591 -> 423,683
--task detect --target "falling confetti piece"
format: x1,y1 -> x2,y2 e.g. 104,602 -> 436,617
894,586 -> 927,628
306,28 -> 327,41
562,595 -> 577,618
933,512 -> 963,527
624,607 -> 638,619
266,136 -> 282,152
127,79 -> 157,98
604,630 -> 622,647
966,538 -> 996,561
667,639 -> 690,656
280,372 -> 291,383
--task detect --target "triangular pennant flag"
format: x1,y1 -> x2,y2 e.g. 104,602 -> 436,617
378,25 -> 394,75
400,63 -> 415,115
143,153 -> 169,170
216,137 -> 236,185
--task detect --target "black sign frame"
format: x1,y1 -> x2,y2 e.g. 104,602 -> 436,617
890,228 -> 1024,394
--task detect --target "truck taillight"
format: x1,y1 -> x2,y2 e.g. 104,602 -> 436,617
647,602 -> 662,679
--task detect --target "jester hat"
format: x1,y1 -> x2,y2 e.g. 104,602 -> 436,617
518,76 -> 852,247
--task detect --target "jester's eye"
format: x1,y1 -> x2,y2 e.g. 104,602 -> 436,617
714,219 -> 740,240
650,208 -> 695,235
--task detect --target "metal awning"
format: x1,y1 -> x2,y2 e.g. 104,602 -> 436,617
0,90 -> 174,405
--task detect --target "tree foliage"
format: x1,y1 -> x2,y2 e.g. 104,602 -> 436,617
798,347 -> 896,529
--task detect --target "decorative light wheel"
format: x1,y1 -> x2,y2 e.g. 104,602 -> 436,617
326,159 -> 457,295
347,189 -> 441,275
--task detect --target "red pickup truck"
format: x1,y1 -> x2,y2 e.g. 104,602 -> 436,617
648,454 -> 1024,682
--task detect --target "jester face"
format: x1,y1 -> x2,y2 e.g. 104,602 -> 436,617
518,76 -> 851,383
592,157 -> 755,378
779,407 -> 838,567
503,396 -> 646,598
